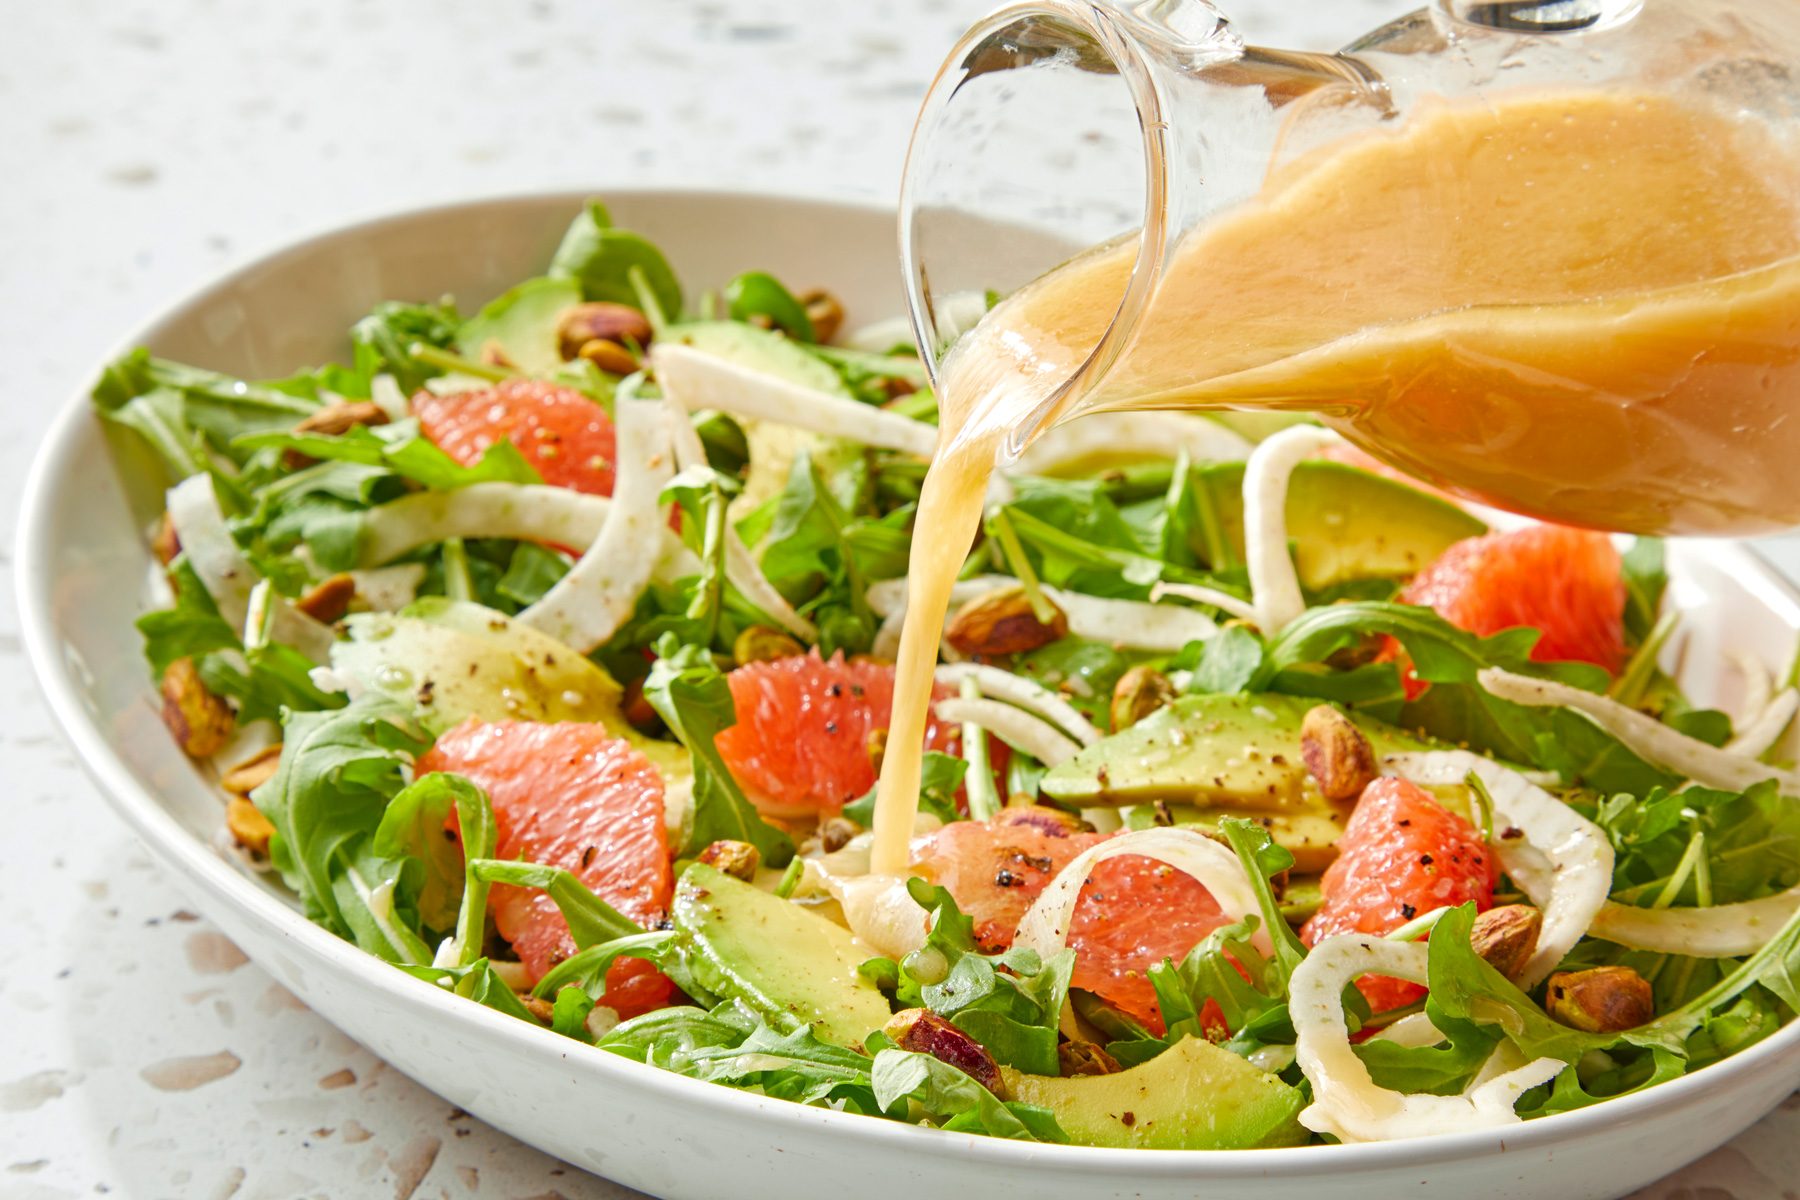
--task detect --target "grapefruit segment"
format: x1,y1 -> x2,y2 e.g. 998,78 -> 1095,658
716,651 -> 966,816
418,718 -> 674,1016
1301,777 -> 1496,1012
1399,525 -> 1627,675
414,379 -> 618,496
914,818 -> 1230,1033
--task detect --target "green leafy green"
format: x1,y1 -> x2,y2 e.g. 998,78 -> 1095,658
870,1049 -> 1067,1142
236,422 -> 542,492
642,634 -> 795,865
352,299 -> 460,394
549,200 -> 682,319
371,773 -> 495,967
843,752 -> 965,828
724,271 -> 815,341
1265,601 -> 1676,794
862,878 -> 1072,1076
254,696 -> 431,960
467,859 -> 643,947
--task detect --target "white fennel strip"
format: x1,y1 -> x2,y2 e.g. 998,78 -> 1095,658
1013,828 -> 1263,962
356,483 -> 698,580
166,474 -> 336,662
1243,425 -> 1340,634
1150,580 -> 1258,623
347,563 -> 426,612
368,373 -> 410,422
1728,688 -> 1799,759
1386,750 -> 1613,987
518,394 -> 674,653
934,663 -> 1102,747
655,386 -> 817,641
651,343 -> 938,457
1589,883 -> 1800,957
1291,936 -> 1565,1144
1478,667 -> 1800,793
934,697 -> 1082,767
867,576 -> 1217,659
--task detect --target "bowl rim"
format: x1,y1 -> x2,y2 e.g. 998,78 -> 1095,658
19,185 -> 1800,1178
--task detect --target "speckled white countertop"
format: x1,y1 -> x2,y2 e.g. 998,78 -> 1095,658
5,2 -> 1800,1197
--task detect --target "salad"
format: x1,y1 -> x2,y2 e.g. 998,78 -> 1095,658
99,198 -> 1800,1149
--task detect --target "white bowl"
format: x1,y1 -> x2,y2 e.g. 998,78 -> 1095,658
19,189 -> 1800,1200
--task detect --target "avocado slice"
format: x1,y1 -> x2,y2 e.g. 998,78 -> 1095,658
672,862 -> 893,1051
332,598 -> 691,793
1197,459 -> 1484,589
1002,1037 -> 1308,1149
1041,694 -> 1443,871
456,276 -> 584,376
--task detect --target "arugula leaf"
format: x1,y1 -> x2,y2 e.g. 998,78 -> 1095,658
757,448 -> 879,655
549,200 -> 683,319
401,958 -> 539,1023
662,464 -> 736,647
724,271 -> 815,341
642,634 -> 795,866
467,859 -> 642,947
870,1049 -> 1067,1142
602,1004 -> 885,1112
139,560 -> 343,723
1621,537 -> 1668,644
533,930 -> 677,1001
864,879 -> 1071,1076
1265,602 -> 1676,794
1108,819 -> 1312,1067
1596,780 -> 1800,907
1427,900 -> 1800,1106
495,542 -> 571,609
371,772 -> 495,966
843,752 -> 965,828
237,422 -> 542,492
255,696 -> 431,958
351,299 -> 460,394
1189,626 -> 1267,695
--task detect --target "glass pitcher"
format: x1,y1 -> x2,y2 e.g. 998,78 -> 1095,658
897,0 -> 1800,536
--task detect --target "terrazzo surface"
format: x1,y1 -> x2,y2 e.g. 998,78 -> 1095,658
5,1 -> 1800,1196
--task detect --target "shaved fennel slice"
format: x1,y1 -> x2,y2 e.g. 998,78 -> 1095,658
1728,688 -> 1799,758
655,388 -> 817,642
934,663 -> 1101,747
1291,935 -> 1565,1144
1243,425 -> 1341,634
651,343 -> 938,458
1589,883 -> 1800,957
369,373 -> 409,422
1478,667 -> 1800,794
866,575 -> 1218,659
166,474 -> 336,662
347,563 -> 426,612
935,697 -> 1081,767
1012,828 -> 1264,963
1013,411 -> 1251,475
1150,580 -> 1258,623
826,872 -> 932,960
1385,750 -> 1612,987
518,394 -> 673,652
1371,1013 -> 1446,1049
356,483 -> 698,579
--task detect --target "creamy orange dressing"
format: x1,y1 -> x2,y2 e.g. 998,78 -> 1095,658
869,90 -> 1800,870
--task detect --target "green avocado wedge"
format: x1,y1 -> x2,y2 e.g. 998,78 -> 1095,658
1040,693 -> 1444,871
671,863 -> 893,1051
1196,458 -> 1485,590
1002,1037 -> 1309,1150
331,598 -> 692,790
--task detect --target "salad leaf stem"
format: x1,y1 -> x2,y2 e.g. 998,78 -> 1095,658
959,677 -> 1003,822
407,342 -> 516,382
467,859 -> 642,946
1611,610 -> 1679,707
985,508 -> 1057,625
